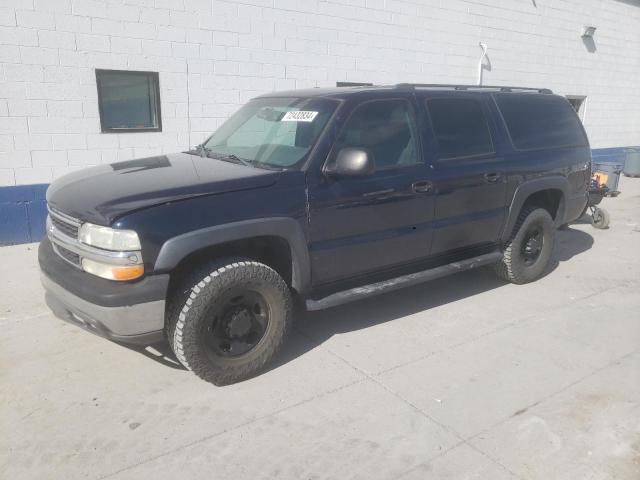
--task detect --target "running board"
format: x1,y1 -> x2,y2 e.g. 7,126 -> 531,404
305,251 -> 503,311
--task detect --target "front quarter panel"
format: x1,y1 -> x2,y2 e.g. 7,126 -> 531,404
113,171 -> 308,280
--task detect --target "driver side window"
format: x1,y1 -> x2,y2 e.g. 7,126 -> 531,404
335,99 -> 419,168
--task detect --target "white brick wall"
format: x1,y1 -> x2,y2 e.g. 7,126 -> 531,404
0,0 -> 639,186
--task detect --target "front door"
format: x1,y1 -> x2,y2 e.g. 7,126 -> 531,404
307,96 -> 435,287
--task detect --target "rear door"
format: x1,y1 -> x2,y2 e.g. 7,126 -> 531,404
421,93 -> 507,254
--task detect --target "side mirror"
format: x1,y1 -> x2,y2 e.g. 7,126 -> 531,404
325,148 -> 375,177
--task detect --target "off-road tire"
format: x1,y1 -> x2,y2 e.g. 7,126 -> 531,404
166,258 -> 292,385
494,207 -> 555,284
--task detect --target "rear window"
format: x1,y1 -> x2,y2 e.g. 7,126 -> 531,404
426,98 -> 494,159
495,94 -> 587,150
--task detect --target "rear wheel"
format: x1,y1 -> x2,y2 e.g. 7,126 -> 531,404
166,258 -> 292,385
495,207 -> 555,284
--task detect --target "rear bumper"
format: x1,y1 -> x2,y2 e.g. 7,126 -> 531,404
41,272 -> 165,344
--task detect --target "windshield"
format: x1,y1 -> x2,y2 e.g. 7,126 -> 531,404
200,97 -> 338,169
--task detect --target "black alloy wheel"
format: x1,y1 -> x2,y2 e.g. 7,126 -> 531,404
520,226 -> 544,266
203,289 -> 270,358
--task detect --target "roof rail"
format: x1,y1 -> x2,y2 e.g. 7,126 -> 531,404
394,83 -> 553,94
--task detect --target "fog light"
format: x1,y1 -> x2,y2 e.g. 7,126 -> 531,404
81,258 -> 144,281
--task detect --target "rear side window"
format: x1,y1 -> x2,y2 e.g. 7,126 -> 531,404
426,98 -> 494,159
495,94 -> 587,150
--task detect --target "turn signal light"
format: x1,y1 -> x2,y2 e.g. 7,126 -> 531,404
81,258 -> 144,281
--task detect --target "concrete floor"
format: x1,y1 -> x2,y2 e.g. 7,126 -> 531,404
2,177 -> 639,480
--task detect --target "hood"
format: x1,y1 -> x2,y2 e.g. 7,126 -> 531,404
46,152 -> 280,225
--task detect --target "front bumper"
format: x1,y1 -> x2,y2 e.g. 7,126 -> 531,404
39,239 -> 168,345
42,273 -> 165,344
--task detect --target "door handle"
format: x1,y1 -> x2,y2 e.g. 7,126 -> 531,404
412,181 -> 433,193
484,172 -> 502,183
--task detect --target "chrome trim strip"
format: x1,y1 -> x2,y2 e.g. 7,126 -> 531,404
52,242 -> 82,269
47,206 -> 81,228
47,217 -> 142,266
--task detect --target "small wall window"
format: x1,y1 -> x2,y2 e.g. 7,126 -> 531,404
96,69 -> 161,133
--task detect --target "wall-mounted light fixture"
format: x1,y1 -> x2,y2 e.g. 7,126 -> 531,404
582,26 -> 596,38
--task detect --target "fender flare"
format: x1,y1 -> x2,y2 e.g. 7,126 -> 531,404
154,217 -> 311,294
500,176 -> 569,242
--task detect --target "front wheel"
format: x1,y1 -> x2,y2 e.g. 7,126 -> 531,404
166,258 -> 292,385
495,207 -> 555,284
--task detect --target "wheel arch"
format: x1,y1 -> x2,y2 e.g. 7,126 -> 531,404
154,218 -> 311,295
501,177 -> 569,242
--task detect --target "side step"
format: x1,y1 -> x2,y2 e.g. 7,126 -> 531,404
305,251 -> 503,311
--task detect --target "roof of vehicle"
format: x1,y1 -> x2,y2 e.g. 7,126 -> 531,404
256,84 -> 553,100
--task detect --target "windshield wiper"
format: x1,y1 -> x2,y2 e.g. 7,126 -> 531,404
217,153 -> 252,167
185,144 -> 206,157
199,148 -> 252,167
191,146 -> 282,170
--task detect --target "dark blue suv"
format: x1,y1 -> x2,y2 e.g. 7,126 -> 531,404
39,84 -> 590,384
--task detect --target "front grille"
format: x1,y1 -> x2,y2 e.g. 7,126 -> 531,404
50,214 -> 79,239
53,244 -> 81,266
48,206 -> 82,268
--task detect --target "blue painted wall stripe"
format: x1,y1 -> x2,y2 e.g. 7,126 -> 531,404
0,146 -> 638,246
0,184 -> 48,246
591,146 -> 632,165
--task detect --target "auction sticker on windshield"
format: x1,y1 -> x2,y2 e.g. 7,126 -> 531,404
281,111 -> 318,122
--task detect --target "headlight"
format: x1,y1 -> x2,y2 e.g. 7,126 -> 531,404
78,223 -> 141,251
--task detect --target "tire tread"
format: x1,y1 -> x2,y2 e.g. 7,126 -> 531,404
165,257 -> 292,385
494,206 -> 554,284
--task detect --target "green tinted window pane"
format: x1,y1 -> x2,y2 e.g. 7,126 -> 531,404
97,71 -> 160,131
203,97 -> 337,168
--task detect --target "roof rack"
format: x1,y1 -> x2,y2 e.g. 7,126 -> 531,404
394,83 -> 553,94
